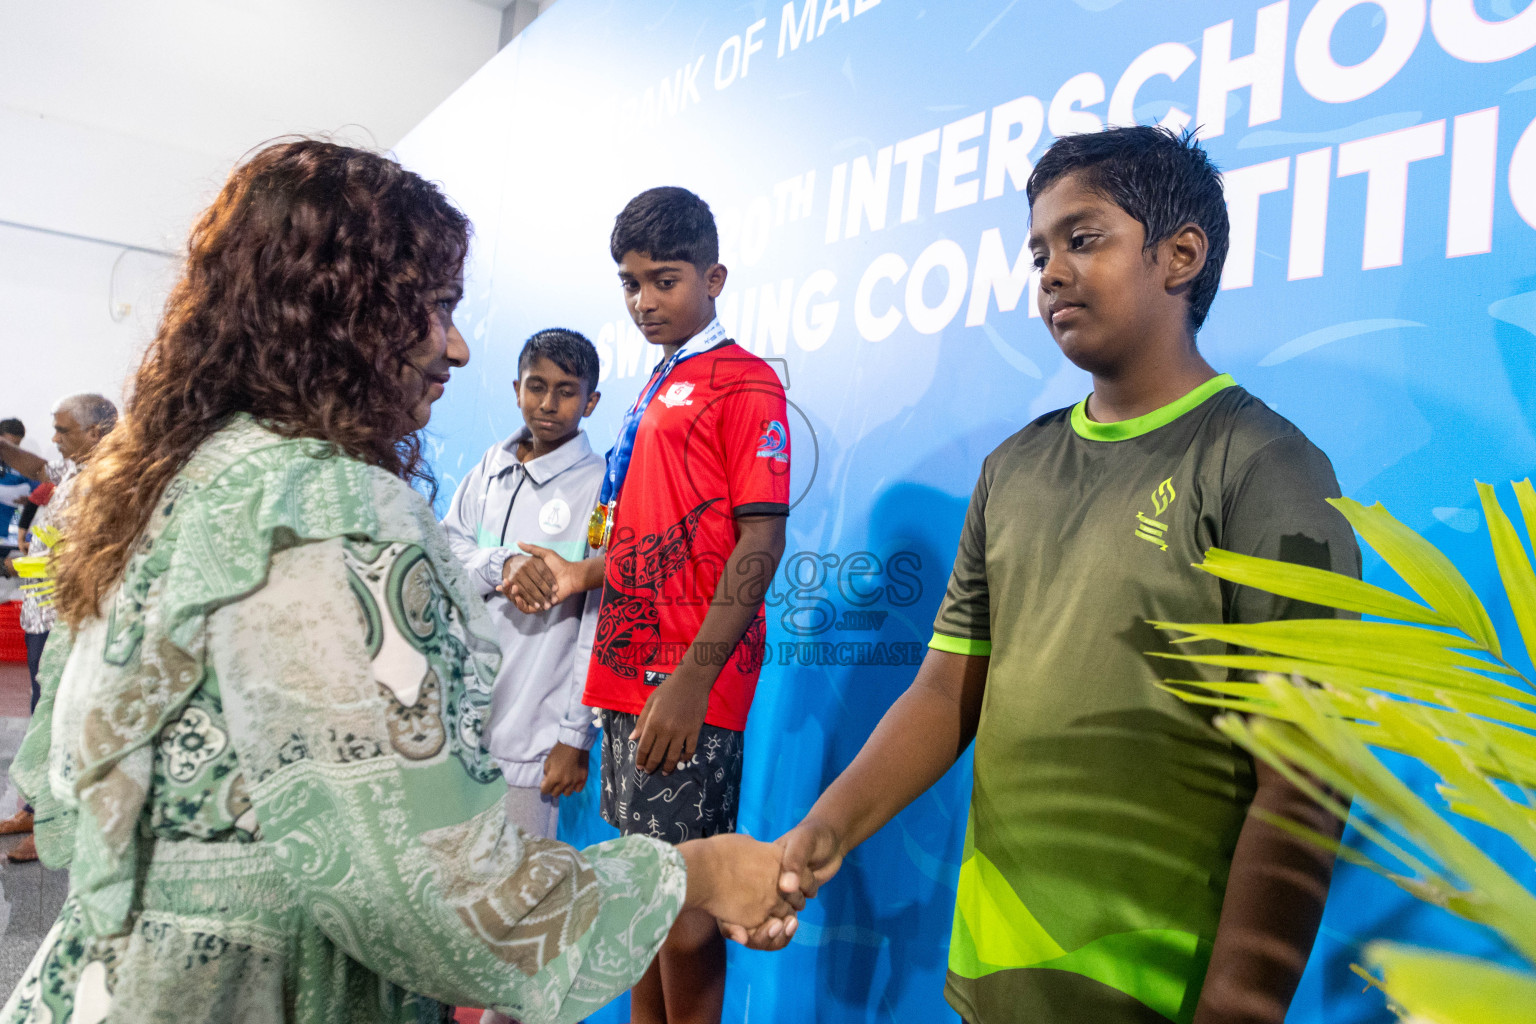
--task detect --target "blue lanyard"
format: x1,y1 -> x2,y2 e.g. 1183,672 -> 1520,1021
598,319 -> 727,506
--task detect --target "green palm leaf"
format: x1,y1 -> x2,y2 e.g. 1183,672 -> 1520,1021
1154,482 -> 1536,1018
1333,496 -> 1503,656
1362,944 -> 1536,1024
1150,618 -> 1520,693
1515,480 -> 1536,554
1155,652 -> 1536,729
1479,481 -> 1536,661
1196,547 -> 1451,626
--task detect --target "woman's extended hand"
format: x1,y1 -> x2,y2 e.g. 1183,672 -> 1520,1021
679,833 -> 805,947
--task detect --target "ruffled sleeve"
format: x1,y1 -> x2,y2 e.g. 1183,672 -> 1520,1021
10,626 -> 79,867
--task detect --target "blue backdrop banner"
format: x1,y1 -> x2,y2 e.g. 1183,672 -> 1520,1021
395,1 -> 1536,1020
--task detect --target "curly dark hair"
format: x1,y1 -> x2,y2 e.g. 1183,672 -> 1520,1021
56,139 -> 470,625
1027,126 -> 1229,333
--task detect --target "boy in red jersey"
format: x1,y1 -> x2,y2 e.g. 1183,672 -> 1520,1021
518,186 -> 790,1024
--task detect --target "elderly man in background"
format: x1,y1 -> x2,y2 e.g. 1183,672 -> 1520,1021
0,393 -> 117,861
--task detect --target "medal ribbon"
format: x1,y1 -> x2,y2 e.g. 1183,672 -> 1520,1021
598,318 -> 728,507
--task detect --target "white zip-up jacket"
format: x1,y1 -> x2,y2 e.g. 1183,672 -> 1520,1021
441,427 -> 603,787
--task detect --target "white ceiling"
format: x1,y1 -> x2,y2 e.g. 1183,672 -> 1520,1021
0,0 -> 503,162
0,0 -> 505,249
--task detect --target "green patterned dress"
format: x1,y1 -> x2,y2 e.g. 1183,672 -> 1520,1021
3,416 -> 686,1024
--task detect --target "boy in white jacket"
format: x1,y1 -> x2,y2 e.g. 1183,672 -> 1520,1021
442,328 -> 604,838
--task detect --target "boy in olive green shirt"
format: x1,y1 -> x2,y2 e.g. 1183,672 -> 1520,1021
758,127 -> 1358,1024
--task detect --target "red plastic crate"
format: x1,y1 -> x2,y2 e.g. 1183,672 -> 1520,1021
0,601 -> 25,663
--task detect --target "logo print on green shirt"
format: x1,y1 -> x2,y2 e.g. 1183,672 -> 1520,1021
1135,477 -> 1177,551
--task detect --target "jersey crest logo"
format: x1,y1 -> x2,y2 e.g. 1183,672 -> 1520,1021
1135,477 -> 1177,552
660,382 -> 695,407
756,419 -> 789,461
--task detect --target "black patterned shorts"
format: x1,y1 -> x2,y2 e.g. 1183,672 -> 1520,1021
598,707 -> 745,844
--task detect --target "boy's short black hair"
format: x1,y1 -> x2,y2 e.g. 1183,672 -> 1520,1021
1027,126 -> 1229,333
0,418 -> 22,439
610,186 -> 719,268
518,328 -> 600,394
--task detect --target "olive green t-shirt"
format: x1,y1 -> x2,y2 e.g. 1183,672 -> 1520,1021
933,375 -> 1360,1024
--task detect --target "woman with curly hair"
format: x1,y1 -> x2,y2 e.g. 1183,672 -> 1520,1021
4,140 -> 794,1024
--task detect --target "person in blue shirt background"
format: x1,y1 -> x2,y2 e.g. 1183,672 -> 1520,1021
0,418 -> 36,546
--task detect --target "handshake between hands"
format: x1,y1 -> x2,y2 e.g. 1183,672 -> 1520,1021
677,818 -> 846,952
499,543 -> 587,613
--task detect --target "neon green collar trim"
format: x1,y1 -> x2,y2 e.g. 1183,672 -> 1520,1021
1070,374 -> 1237,441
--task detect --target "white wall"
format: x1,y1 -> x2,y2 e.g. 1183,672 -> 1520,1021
0,0 -> 504,458
0,224 -> 172,461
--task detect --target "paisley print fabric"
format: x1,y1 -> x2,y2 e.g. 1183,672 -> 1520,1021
148,683 -> 256,842
3,416 -> 686,1024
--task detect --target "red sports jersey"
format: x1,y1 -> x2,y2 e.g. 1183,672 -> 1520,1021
584,340 -> 790,731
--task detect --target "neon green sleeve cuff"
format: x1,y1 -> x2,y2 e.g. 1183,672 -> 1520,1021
928,632 -> 992,657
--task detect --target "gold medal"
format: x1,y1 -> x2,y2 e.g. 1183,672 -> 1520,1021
587,501 -> 612,549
